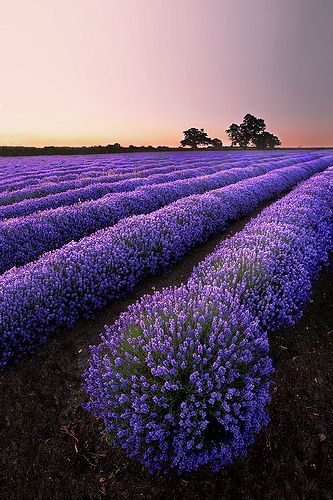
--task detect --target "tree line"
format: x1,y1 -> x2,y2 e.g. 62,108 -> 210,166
0,113 -> 281,156
0,144 -> 173,157
181,114 -> 281,149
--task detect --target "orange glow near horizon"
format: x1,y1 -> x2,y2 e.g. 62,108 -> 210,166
2,131 -> 333,149
1,0 -> 332,149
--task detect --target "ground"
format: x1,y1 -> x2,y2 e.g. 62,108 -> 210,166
1,205 -> 332,500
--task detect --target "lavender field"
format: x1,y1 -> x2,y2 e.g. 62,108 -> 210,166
1,150 -> 333,497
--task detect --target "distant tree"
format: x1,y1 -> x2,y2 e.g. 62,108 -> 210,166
226,114 -> 281,148
210,138 -> 223,149
180,128 -> 212,149
239,114 -> 266,147
266,133 -> 281,149
106,143 -> 122,152
252,131 -> 281,149
225,123 -> 241,147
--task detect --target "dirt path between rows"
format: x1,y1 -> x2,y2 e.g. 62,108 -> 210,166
1,198 -> 332,499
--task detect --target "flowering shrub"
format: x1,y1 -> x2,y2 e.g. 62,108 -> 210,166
84,167 -> 333,474
0,154 -> 327,273
84,287 -> 273,473
1,160 -> 331,369
191,171 -> 333,330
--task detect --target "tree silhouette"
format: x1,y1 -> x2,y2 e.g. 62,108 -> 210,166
239,114 -> 266,147
225,123 -> 241,147
252,131 -> 281,149
210,138 -> 223,149
226,114 -> 281,149
180,128 -> 212,149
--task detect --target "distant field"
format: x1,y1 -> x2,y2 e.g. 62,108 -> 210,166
1,150 -> 333,498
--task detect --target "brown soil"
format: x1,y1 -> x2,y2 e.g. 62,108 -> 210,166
1,205 -> 332,500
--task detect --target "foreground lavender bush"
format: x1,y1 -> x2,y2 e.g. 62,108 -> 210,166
0,154 -> 313,273
84,168 -> 333,474
85,290 -> 272,472
1,161 -> 330,369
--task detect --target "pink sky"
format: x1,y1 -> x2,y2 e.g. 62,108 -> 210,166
0,0 -> 332,148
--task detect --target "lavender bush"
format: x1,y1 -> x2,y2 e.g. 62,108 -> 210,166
84,168 -> 333,474
191,170 -> 333,330
85,288 -> 272,473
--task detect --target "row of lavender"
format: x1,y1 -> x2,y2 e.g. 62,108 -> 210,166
0,159 -> 232,205
84,167 -> 333,474
0,150 -> 286,179
0,153 -> 217,178
0,155 -> 283,217
0,158 -> 219,193
1,158 -> 331,369
0,156 -> 233,195
0,151 -> 276,192
1,154 -> 329,273
0,151 -> 291,204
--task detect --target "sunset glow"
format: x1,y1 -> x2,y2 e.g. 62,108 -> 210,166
0,0 -> 332,148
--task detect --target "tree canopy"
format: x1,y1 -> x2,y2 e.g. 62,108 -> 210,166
180,128 -> 212,149
252,131 -> 281,149
210,138 -> 223,149
226,114 -> 281,149
180,128 -> 223,149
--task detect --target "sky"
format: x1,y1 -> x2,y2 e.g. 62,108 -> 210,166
0,0 -> 332,148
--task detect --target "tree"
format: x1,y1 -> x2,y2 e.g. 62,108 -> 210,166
266,133 -> 281,149
239,114 -> 266,147
226,114 -> 281,148
225,123 -> 241,147
210,138 -> 223,149
252,131 -> 281,149
180,128 -> 212,149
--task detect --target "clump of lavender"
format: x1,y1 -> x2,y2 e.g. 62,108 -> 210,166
191,175 -> 333,331
84,168 -> 333,474
84,286 -> 272,473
